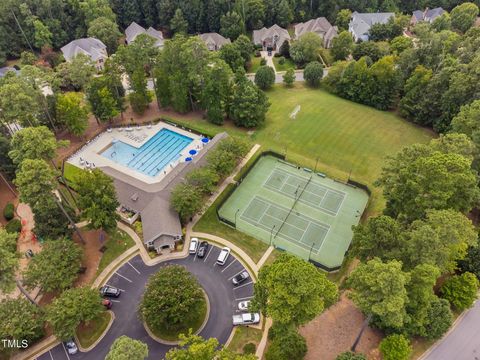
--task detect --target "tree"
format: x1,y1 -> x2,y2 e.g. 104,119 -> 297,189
279,40 -> 290,58
399,66 -> 432,124
336,9 -> 352,31
331,31 -> 354,61
75,169 -> 119,231
283,68 -> 295,87
0,228 -> 20,294
303,61 -> 323,87
290,33 -> 323,67
186,168 -> 219,195
23,239 -> 82,293
55,53 -> 95,91
0,135 -> 15,179
352,41 -> 383,62
347,259 -> 409,330
87,17 -> 122,53
441,272 -> 479,310
9,126 -> 66,165
86,76 -> 122,124
80,0 -> 117,26
139,265 -> 204,333
431,12 -> 452,32
451,100 -> 480,144
458,243 -> 480,280
369,17 -> 402,41
234,35 -> 255,66
379,334 -> 412,360
170,8 -> 188,34
202,59 -> 233,124
33,19 -> 53,49
253,253 -> 338,326
14,159 -> 55,207
32,195 -> 74,240
265,324 -> 307,360
423,297 -> 453,340
229,72 -> 270,128
255,65 -> 275,90
450,2 -> 479,33
20,51 -> 37,66
336,352 -> 367,360
220,11 -> 245,40
128,69 -> 152,114
219,43 -> 244,71
390,36 -> 413,55
56,92 -> 89,137
105,336 -> 148,360
171,183 -> 203,222
46,287 -> 104,340
0,298 -> 44,352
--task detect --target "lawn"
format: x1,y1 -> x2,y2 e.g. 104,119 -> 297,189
227,326 -> 263,355
272,57 -> 296,71
97,229 -> 135,276
248,56 -> 263,73
76,311 -> 111,349
63,161 -> 85,185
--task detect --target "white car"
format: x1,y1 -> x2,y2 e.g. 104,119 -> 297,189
189,237 -> 199,254
232,313 -> 260,325
64,339 -> 78,355
216,247 -> 231,265
238,300 -> 251,311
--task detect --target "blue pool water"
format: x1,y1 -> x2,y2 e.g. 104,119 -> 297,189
101,128 -> 193,177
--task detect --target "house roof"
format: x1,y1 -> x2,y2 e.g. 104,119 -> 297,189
60,37 -> 107,62
294,17 -> 338,46
349,12 -> 395,38
101,131 -> 229,244
125,22 -> 164,47
0,67 -> 19,78
253,24 -> 291,46
199,33 -> 231,47
416,7 -> 445,22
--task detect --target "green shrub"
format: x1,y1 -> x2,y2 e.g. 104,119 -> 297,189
3,203 -> 14,221
379,334 -> 412,360
243,342 -> 256,354
336,352 -> 367,360
260,58 -> 267,66
278,57 -> 285,65
265,325 -> 307,360
5,219 -> 22,234
441,272 -> 479,310
274,52 -> 281,58
254,51 -> 261,57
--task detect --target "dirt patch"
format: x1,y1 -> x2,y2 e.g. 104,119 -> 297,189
74,229 -> 106,286
299,293 -> 382,360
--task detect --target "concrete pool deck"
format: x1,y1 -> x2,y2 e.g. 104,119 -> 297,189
67,122 -> 204,185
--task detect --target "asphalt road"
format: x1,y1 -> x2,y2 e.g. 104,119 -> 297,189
36,246 -> 254,360
423,299 -> 480,360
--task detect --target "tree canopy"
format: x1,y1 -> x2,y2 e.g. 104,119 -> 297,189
105,336 -> 148,360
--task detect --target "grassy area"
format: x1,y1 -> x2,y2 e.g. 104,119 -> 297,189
148,296 -> 207,342
76,311 -> 111,349
273,57 -> 296,71
248,56 -> 263,73
194,184 -> 269,263
227,326 -> 263,355
262,248 -> 282,267
63,161 -> 85,185
97,229 -> 135,276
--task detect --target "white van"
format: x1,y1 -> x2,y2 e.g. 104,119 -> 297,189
189,238 -> 199,254
216,247 -> 231,265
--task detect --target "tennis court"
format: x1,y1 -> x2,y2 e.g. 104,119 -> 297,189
218,154 -> 369,270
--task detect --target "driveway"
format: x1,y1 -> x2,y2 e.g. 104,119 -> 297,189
36,245 -> 254,360
422,299 -> 480,360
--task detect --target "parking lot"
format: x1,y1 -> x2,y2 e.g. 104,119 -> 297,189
36,244 -> 254,360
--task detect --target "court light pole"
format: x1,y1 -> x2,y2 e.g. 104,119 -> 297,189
308,241 -> 316,261
234,208 -> 240,227
270,224 -> 276,246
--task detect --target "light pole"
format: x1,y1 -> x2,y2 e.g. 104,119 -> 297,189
234,208 -> 240,227
351,314 -> 372,352
308,241 -> 316,260
270,224 -> 276,246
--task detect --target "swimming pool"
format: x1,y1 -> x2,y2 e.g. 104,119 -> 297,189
101,128 -> 193,177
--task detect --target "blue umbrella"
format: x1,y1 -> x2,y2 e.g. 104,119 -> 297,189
189,149 -> 197,155
185,157 -> 193,162
201,137 -> 209,143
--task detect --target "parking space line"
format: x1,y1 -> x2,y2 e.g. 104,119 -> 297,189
234,281 -> 253,290
127,261 -> 141,274
228,269 -> 246,280
193,253 -> 198,261
235,295 -> 254,301
62,342 -> 71,360
221,259 -> 237,273
110,299 -> 121,303
114,272 -> 132,283
204,247 -> 213,262
49,350 -> 54,360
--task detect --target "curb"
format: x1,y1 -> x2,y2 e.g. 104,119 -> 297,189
143,289 -> 210,346
75,311 -> 115,352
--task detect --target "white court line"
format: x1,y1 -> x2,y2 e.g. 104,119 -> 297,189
235,295 -> 254,301
48,350 -> 54,360
221,259 -> 237,273
229,269 -> 247,280
234,281 -> 253,290
127,261 -> 141,274
61,342 -> 71,360
114,272 -> 132,283
110,299 -> 121,303
203,246 -> 213,262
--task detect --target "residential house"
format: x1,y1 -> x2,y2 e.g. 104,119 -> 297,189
411,7 -> 445,25
125,21 -> 164,48
294,17 -> 338,48
0,66 -> 19,78
348,12 -> 395,42
199,32 -> 231,50
253,24 -> 291,50
60,37 -> 108,71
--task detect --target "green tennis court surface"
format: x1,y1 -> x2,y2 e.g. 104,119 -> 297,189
218,155 -> 369,270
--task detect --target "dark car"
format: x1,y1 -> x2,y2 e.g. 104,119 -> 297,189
102,299 -> 112,309
100,285 -> 121,298
197,241 -> 209,258
232,271 -> 250,286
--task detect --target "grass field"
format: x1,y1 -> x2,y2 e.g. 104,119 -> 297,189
227,326 -> 263,355
248,56 -> 263,73
273,57 -> 296,71
96,229 -> 135,276
76,311 -> 111,348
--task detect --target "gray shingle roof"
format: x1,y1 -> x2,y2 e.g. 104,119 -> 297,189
412,7 -> 445,23
253,24 -> 291,48
60,37 -> 107,62
294,17 -> 338,48
349,12 -> 395,41
125,22 -> 164,48
0,67 -> 19,78
199,33 -> 231,50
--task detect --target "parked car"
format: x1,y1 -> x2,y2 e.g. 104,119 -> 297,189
189,237 -> 199,254
238,300 -> 251,311
216,247 -> 231,265
232,271 -> 250,285
232,313 -> 260,325
25,249 -> 34,258
64,339 -> 78,355
197,241 -> 209,258
102,299 -> 112,309
100,285 -> 121,298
